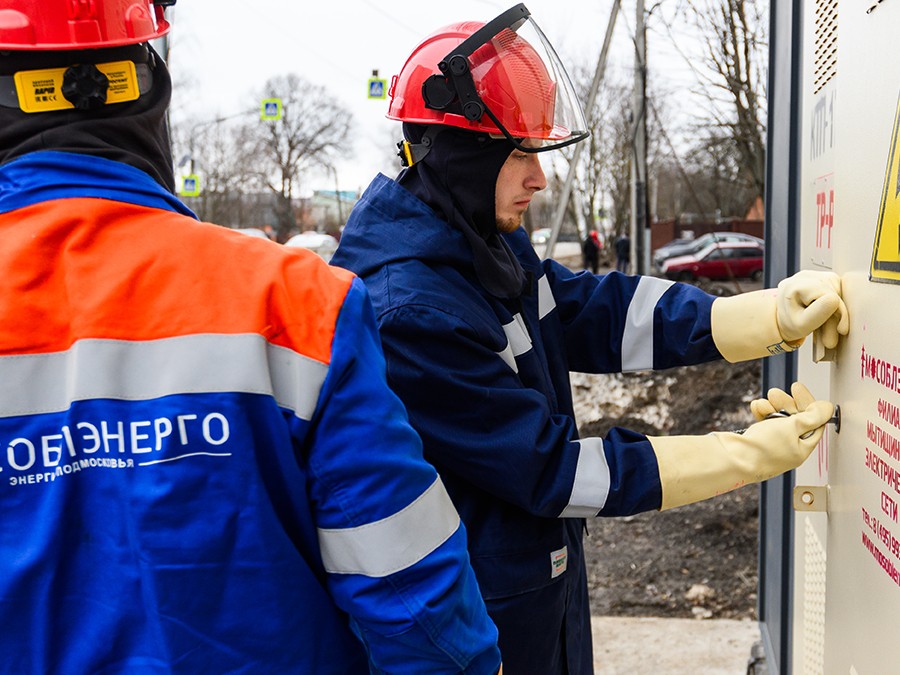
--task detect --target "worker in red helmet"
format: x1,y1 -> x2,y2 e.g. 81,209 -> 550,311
0,2 -> 503,673
331,4 -> 847,673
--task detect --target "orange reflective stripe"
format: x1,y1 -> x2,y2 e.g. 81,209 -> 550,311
0,199 -> 354,364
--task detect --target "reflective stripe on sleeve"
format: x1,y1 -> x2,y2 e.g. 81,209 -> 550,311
621,277 -> 674,372
537,274 -> 556,319
0,334 -> 328,421
559,437 -> 611,518
497,314 -> 533,373
318,476 -> 461,578
504,314 -> 532,357
497,343 -> 518,373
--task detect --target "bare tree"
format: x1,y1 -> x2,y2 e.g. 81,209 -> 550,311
661,0 -> 768,201
606,90 -> 636,240
250,74 -> 354,242
686,129 -> 760,216
544,62 -> 635,244
569,64 -> 619,238
171,116 -> 260,227
645,95 -> 759,221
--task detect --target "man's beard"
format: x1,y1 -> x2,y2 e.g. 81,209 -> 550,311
495,214 -> 522,233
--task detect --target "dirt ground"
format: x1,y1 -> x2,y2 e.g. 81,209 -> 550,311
575,358 -> 764,621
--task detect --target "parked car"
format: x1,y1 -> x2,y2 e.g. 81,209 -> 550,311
284,231 -> 339,262
653,232 -> 763,271
651,236 -> 695,263
531,227 -> 552,245
530,227 -> 580,246
660,241 -> 764,281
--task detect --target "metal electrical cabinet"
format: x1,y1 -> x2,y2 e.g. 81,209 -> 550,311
763,0 -> 900,672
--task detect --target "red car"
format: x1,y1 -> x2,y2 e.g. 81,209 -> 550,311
660,241 -> 764,281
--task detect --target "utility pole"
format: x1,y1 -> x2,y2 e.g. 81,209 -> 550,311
330,165 -> 343,227
630,0 -> 649,275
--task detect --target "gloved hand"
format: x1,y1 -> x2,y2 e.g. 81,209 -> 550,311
750,380 -> 819,421
649,382 -> 834,510
776,270 -> 848,349
710,270 -> 849,362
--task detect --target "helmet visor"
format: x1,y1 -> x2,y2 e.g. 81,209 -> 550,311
444,4 -> 589,152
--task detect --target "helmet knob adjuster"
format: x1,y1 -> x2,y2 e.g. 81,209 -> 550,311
462,101 -> 484,121
424,55 -> 485,122
446,55 -> 469,76
61,63 -> 110,110
421,74 -> 455,111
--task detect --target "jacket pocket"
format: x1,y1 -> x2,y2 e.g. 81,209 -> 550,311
471,540 -> 570,600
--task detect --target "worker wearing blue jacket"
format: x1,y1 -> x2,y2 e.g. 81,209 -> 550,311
0,2 -> 501,673
331,5 -> 848,674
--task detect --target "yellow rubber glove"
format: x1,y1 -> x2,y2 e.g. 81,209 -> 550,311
776,270 -> 848,348
710,270 -> 849,362
650,382 -> 834,511
749,381 -> 818,421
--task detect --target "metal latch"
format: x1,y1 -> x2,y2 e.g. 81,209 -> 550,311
793,485 -> 828,512
812,330 -> 837,363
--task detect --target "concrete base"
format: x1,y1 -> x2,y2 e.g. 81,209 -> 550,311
592,616 -> 761,674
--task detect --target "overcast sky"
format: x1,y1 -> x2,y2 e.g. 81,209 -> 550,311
164,0 -> 704,194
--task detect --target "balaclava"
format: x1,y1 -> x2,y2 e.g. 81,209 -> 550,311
397,123 -> 527,300
0,43 -> 175,192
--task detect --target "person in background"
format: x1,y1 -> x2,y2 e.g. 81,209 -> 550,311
615,232 -> 631,273
0,2 -> 501,672
581,230 -> 600,274
331,4 -> 847,673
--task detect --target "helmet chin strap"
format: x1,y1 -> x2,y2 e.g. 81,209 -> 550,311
397,125 -> 445,168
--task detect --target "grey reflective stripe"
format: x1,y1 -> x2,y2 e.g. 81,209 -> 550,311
559,437 -> 611,518
537,274 -> 556,319
496,343 -> 518,373
318,476 -> 461,577
503,314 -> 532,356
503,314 -> 531,356
497,314 -> 532,373
621,277 -> 674,372
0,335 -> 327,421
266,341 -> 328,420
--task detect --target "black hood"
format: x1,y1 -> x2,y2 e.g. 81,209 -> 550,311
0,43 -> 175,192
397,124 -> 526,300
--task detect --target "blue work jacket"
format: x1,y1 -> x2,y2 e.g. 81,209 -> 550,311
0,154 -> 501,674
331,174 -> 724,674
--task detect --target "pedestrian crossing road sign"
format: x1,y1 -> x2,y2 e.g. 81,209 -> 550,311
181,174 -> 200,197
368,77 -> 386,100
260,98 -> 283,121
870,91 -> 900,284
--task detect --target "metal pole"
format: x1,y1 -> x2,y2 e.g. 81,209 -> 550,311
332,166 -> 343,226
630,0 -> 648,275
543,0 -> 621,260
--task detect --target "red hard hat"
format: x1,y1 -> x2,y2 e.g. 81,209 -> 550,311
388,21 -> 561,140
0,0 -> 171,50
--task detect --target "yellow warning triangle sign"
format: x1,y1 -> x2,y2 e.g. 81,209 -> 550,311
871,92 -> 900,283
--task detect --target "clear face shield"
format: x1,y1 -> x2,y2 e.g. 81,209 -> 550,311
421,3 -> 589,153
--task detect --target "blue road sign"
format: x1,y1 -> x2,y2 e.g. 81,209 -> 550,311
260,98 -> 283,120
368,78 -> 387,100
181,174 -> 200,197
